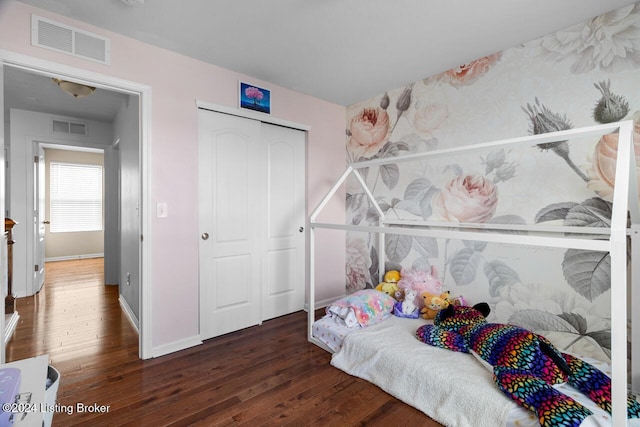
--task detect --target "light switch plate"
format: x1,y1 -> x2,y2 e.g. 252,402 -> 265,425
157,202 -> 168,218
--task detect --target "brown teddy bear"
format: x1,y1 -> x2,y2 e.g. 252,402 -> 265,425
420,291 -> 450,319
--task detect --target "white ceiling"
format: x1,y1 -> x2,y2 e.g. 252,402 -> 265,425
5,0 -> 639,122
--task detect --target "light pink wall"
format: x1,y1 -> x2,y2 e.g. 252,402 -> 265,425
0,1 -> 346,351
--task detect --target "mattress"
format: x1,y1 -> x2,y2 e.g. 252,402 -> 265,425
312,315 -> 356,353
328,316 -> 639,427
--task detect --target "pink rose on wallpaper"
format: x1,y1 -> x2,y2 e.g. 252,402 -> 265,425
587,124 -> 640,201
429,53 -> 502,88
412,103 -> 448,136
433,174 -> 498,223
345,237 -> 372,292
347,107 -> 390,158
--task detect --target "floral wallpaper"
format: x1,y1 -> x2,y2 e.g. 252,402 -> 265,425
344,3 -> 640,362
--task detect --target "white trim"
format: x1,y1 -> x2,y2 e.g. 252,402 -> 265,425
119,295 -> 139,333
0,49 -> 153,360
303,295 -> 344,312
151,335 -> 203,359
45,253 -> 104,262
195,99 -> 311,131
4,312 -> 19,346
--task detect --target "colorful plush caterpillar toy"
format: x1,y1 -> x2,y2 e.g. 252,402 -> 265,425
415,303 -> 640,427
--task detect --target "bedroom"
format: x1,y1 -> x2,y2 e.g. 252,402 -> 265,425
1,0 -> 640,425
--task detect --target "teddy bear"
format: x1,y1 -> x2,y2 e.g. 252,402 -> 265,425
419,290 -> 450,319
375,270 -> 402,300
415,303 -> 640,427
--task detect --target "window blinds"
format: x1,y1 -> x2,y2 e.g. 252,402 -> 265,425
49,162 -> 103,233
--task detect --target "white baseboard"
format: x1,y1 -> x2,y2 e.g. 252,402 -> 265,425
304,295 -> 345,312
4,312 -> 19,345
151,336 -> 203,358
45,253 -> 104,262
119,295 -> 140,334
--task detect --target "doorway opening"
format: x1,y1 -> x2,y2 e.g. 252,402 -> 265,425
1,58 -> 151,360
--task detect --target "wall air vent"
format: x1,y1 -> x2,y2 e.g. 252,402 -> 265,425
52,120 -> 88,136
32,15 -> 110,64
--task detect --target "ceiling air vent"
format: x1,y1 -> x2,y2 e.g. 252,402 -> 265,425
52,120 -> 88,136
32,15 -> 110,64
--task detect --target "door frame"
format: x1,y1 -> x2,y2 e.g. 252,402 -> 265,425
0,49 -> 153,360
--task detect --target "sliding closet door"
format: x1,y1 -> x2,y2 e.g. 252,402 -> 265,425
261,123 -> 305,321
198,111 -> 265,339
198,110 -> 306,340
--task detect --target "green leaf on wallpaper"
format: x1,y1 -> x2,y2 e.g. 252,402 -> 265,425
385,233 -> 412,263
564,198 -> 612,228
366,200 -> 390,223
398,178 -> 437,219
380,163 -> 399,189
586,329 -> 611,351
449,248 -> 481,286
535,202 -> 578,223
562,249 -> 610,302
558,312 -> 588,335
484,260 -> 520,297
509,309 -> 577,333
463,240 -> 488,252
413,236 -> 438,258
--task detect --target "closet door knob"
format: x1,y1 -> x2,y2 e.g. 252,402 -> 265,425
201,233 -> 209,240
299,227 -> 304,232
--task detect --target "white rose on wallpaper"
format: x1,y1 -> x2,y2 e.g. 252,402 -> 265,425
412,103 -> 449,137
345,236 -> 372,293
346,107 -> 390,159
433,174 -> 498,223
586,123 -> 640,201
537,3 -> 640,73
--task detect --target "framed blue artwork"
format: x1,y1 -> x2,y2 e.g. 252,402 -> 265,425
239,82 -> 271,114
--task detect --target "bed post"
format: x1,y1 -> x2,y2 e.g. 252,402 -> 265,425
632,224 -> 640,396
610,120 -> 633,426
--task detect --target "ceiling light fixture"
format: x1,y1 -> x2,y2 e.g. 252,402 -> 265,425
52,78 -> 96,98
120,0 -> 144,6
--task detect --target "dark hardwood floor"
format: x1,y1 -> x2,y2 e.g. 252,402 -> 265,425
7,259 -> 442,426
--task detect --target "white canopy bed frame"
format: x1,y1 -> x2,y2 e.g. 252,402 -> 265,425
308,120 -> 639,426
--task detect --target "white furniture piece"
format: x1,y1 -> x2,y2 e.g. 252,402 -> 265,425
308,120 -> 639,426
1,355 -> 59,427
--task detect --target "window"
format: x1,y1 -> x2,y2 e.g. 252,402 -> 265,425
50,162 -> 103,233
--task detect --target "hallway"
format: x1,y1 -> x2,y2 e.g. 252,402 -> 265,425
7,258 -> 138,365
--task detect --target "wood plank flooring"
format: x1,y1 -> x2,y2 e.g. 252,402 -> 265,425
7,259 -> 443,426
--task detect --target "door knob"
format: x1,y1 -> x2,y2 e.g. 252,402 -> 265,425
43,220 -> 50,224
201,233 -> 209,240
299,227 -> 304,232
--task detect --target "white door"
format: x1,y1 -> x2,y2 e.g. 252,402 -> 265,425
198,110 -> 306,340
33,144 -> 46,293
199,111 -> 264,339
261,123 -> 305,320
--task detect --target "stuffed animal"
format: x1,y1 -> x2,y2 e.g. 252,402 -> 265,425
394,288 -> 419,318
419,291 -> 450,319
415,303 -> 640,427
376,270 -> 402,300
448,294 -> 465,307
397,266 -> 442,308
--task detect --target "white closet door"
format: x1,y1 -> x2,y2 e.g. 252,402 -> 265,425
261,123 -> 305,321
198,111 -> 265,340
198,111 -> 306,340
